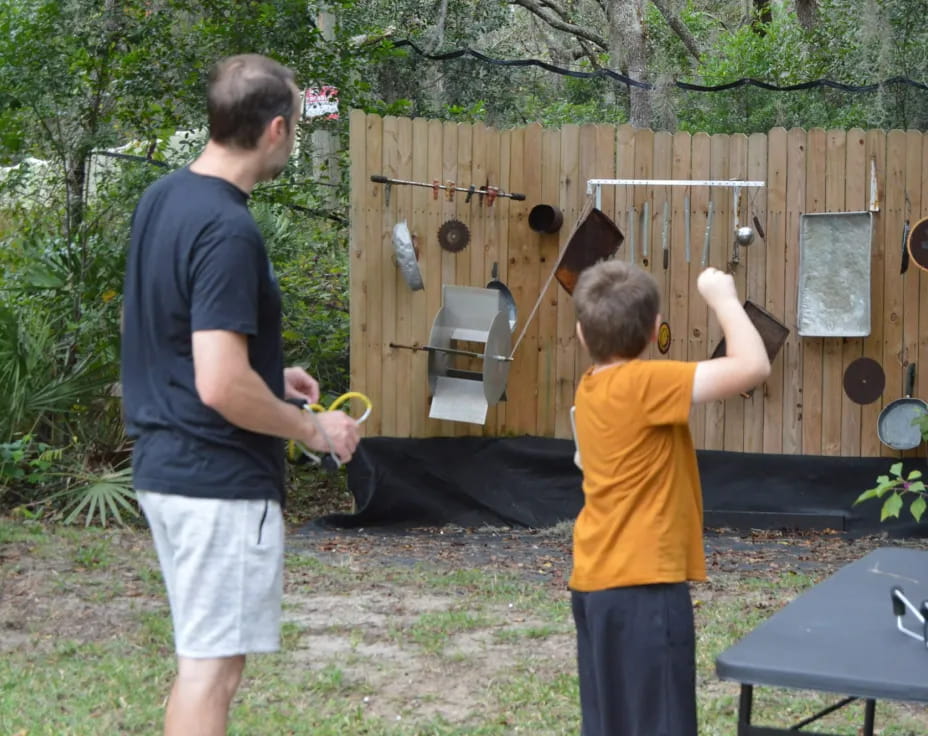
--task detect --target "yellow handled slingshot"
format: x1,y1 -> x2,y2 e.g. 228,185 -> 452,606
287,392 -> 372,469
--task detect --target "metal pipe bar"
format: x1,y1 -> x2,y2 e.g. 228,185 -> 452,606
371,174 -> 526,200
389,342 -> 512,362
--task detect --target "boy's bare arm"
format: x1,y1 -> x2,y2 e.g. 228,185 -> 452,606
692,268 -> 771,404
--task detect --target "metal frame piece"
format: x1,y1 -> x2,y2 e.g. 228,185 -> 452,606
736,684 -> 876,736
586,178 -> 766,210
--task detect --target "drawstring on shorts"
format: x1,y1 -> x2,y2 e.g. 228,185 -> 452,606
256,497 -> 269,545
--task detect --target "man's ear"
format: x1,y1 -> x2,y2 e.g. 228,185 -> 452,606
650,313 -> 661,343
266,114 -> 288,145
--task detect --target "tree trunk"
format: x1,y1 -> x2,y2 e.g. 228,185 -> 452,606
606,0 -> 651,127
311,7 -> 339,209
795,0 -> 817,30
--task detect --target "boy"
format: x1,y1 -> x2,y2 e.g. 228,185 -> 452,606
569,261 -> 770,736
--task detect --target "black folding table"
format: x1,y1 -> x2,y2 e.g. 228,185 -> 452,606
716,547 -> 928,735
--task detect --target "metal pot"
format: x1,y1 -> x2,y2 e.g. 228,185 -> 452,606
877,363 -> 928,451
528,204 -> 564,234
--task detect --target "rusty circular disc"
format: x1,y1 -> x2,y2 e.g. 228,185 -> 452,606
909,217 -> 928,272
437,219 -> 470,253
657,322 -> 671,354
843,357 -> 885,405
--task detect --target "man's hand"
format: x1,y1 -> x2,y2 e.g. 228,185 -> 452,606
302,411 -> 360,464
696,267 -> 739,310
284,366 -> 320,404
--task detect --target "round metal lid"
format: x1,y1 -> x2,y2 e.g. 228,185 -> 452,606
843,357 -> 885,405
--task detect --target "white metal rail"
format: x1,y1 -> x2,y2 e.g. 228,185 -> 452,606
586,178 -> 766,210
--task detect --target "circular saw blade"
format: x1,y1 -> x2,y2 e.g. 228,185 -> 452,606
438,219 -> 470,253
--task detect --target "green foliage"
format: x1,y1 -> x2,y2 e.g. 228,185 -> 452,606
679,6 -> 864,133
252,203 -> 350,394
0,435 -> 61,488
52,467 -> 137,528
856,462 -> 927,523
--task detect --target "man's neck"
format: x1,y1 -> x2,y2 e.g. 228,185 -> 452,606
189,141 -> 260,194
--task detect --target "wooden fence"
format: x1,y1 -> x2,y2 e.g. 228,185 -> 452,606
348,110 -> 928,458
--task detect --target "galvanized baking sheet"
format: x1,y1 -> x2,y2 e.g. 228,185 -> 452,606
797,212 -> 872,337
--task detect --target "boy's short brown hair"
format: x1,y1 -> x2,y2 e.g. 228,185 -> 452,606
574,260 -> 660,362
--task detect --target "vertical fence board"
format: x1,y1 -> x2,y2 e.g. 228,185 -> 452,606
504,126 -> 534,434
454,123 -> 482,437
724,133 -> 749,453
363,114 -> 384,435
802,129 -> 826,455
764,128 -> 788,454
424,119 -> 446,436
408,117 -> 430,437
536,127 -> 562,437
391,117 -> 414,438
744,132 -> 768,453
841,129 -> 867,456
615,125 -> 635,264
882,131 -> 907,457
918,136 -> 928,429
704,133 -> 730,451
469,123 -> 490,436
860,129 -> 886,457
652,132 -> 673,364
782,128 -> 806,455
687,133 -> 711,449
821,130 -> 847,456
669,131 -> 692,364
901,130 -> 923,460
555,125 -> 581,440
349,110 -> 368,432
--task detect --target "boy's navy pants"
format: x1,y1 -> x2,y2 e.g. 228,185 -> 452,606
571,582 -> 697,736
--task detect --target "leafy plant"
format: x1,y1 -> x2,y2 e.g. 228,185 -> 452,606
48,466 -> 137,528
856,462 -> 927,523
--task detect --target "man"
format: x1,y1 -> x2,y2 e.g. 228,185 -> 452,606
120,54 -> 359,736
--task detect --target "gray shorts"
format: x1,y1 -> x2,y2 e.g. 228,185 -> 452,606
137,490 -> 284,659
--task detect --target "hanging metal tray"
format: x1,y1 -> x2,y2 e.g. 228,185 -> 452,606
797,211 -> 872,337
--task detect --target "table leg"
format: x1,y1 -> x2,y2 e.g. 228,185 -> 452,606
863,699 -> 876,736
738,684 -> 754,736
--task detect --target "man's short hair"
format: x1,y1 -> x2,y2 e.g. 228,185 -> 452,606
574,260 -> 660,362
207,54 -> 297,150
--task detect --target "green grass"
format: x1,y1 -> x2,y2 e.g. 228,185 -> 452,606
2,518 -> 928,735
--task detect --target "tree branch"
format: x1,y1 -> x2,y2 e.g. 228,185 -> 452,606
650,0 -> 703,61
508,0 -> 608,50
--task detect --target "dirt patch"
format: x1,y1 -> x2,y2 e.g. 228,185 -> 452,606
282,585 -> 572,724
0,529 -> 163,652
6,521 -> 928,728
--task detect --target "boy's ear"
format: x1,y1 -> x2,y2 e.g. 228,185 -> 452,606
650,313 -> 662,343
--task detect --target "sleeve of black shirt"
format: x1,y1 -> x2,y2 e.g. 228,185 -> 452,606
189,223 -> 264,336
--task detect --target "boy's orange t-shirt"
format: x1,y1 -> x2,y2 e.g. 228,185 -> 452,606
569,359 -> 705,591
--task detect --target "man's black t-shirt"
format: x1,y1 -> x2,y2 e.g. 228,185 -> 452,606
121,168 -> 285,501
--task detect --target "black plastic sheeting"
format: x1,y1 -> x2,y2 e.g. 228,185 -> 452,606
316,436 -> 928,538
